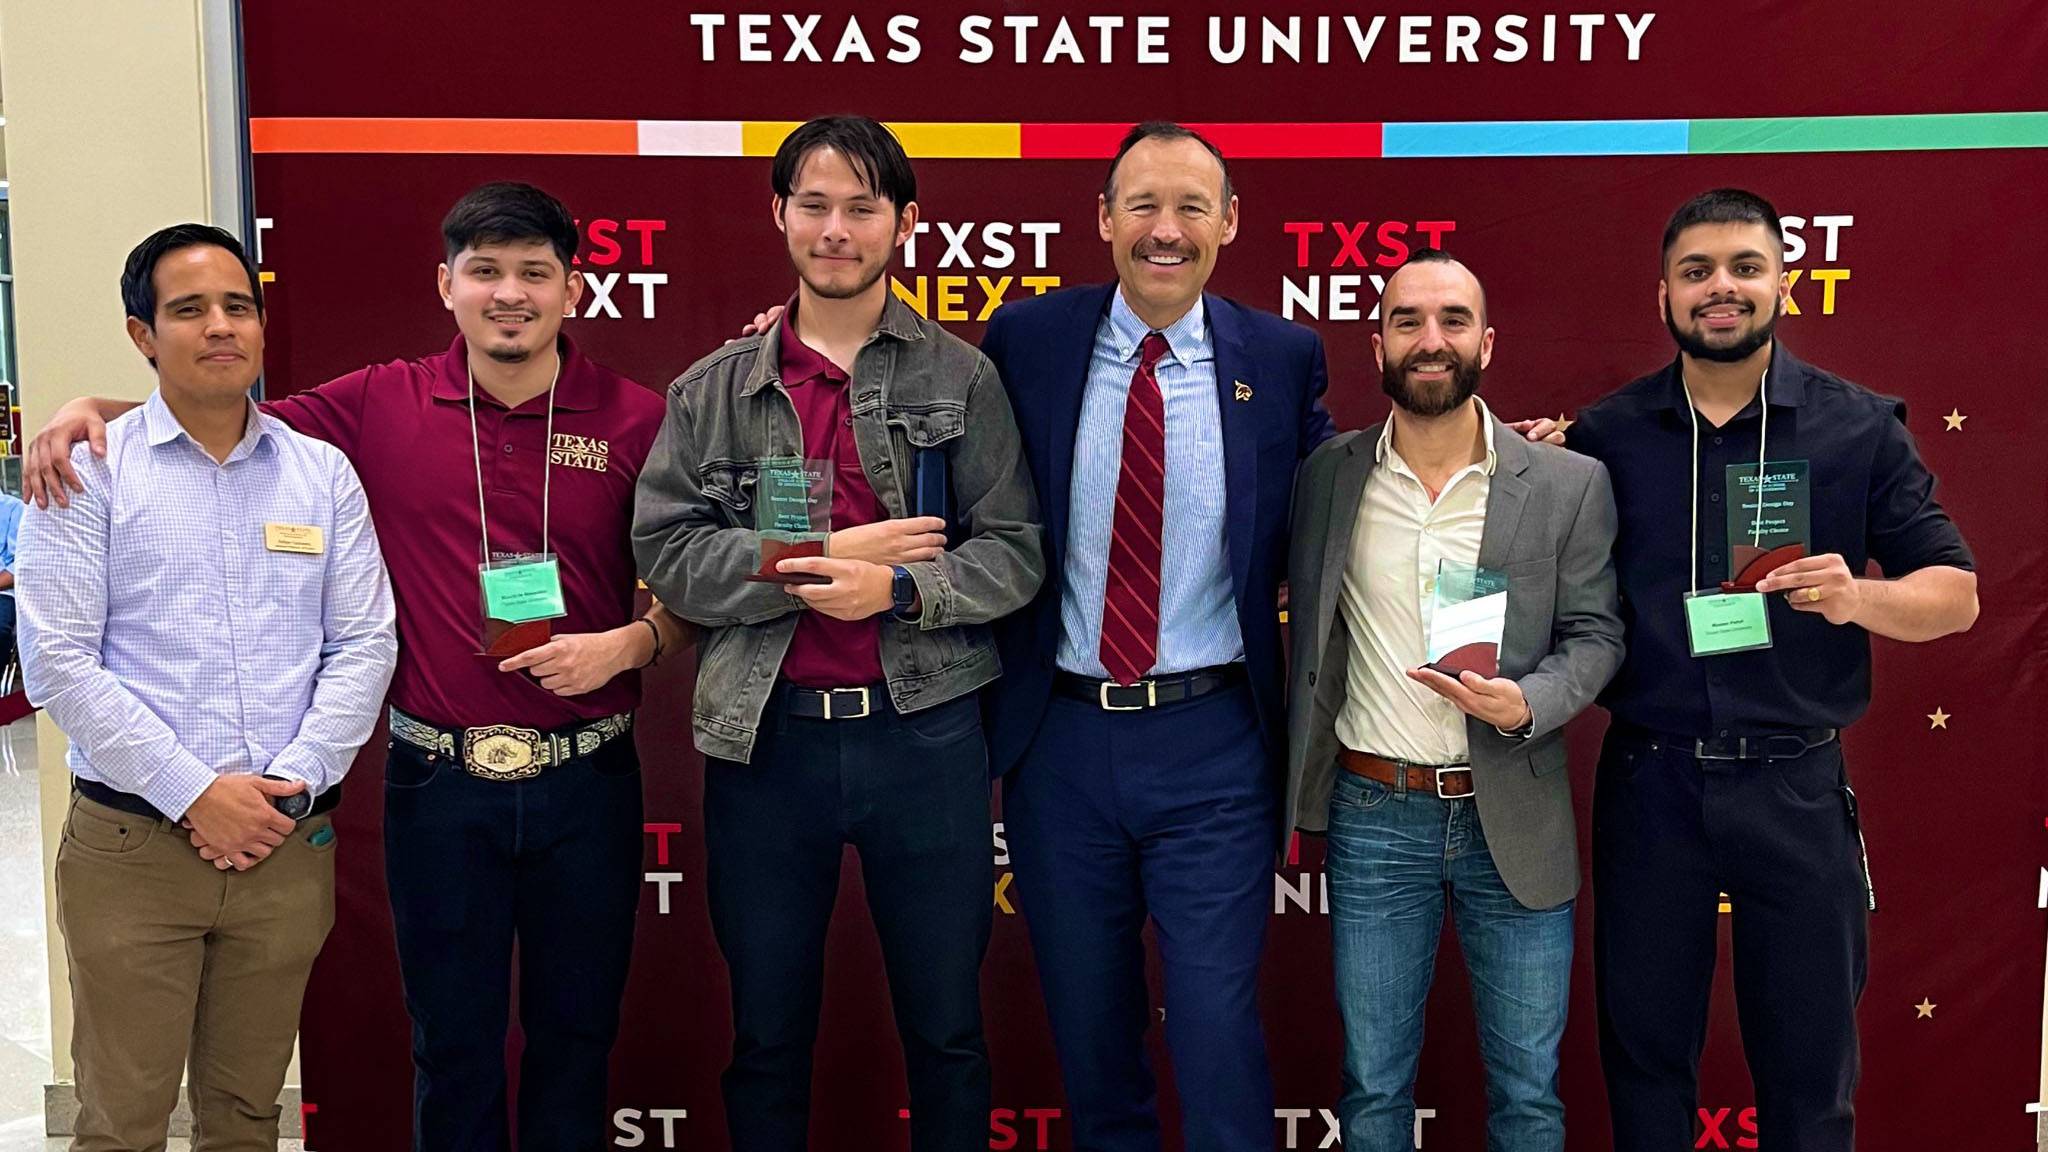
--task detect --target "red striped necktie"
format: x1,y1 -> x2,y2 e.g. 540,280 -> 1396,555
1100,331 -> 1170,686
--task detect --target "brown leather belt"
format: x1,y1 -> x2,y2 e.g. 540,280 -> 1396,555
1339,750 -> 1475,799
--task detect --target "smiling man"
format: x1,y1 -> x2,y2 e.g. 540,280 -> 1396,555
18,224 -> 396,1151
979,121 -> 1336,1152
634,115 -> 1043,1152
24,183 -> 688,1152
1568,189 -> 1977,1152
1283,248 -> 1621,1151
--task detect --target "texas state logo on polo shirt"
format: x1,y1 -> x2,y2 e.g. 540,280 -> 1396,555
549,433 -> 613,472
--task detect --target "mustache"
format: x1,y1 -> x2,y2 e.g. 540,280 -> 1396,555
1691,297 -> 1755,318
1134,240 -> 1197,259
1401,348 -> 1465,373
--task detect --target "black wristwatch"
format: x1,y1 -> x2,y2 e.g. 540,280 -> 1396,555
890,565 -> 921,621
265,774 -> 314,820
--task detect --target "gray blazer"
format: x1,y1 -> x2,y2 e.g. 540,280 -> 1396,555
1283,415 -> 1623,909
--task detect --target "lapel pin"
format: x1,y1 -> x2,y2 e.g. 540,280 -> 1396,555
1233,380 -> 1253,402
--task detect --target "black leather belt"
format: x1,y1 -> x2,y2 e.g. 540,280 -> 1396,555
389,706 -> 635,782
75,776 -> 342,824
782,684 -> 886,721
1055,664 -> 1245,711
1614,723 -> 1838,761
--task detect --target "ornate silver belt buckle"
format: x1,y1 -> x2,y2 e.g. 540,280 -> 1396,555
463,725 -> 545,781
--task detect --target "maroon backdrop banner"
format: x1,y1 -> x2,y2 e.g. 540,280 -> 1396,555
240,3 -> 2048,1148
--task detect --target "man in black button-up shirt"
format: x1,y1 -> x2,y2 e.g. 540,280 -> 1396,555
1569,188 -> 1977,1152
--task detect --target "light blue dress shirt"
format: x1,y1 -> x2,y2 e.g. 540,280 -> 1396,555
0,492 -> 23,600
18,391 -> 397,819
1057,289 -> 1244,677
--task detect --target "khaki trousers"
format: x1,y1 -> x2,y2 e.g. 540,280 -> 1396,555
55,791 -> 336,1152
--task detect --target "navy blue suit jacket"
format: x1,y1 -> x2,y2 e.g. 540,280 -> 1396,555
980,283 -> 1335,785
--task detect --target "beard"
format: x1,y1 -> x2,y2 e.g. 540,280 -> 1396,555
1382,346 -> 1482,417
1665,298 -> 1777,363
485,344 -> 532,364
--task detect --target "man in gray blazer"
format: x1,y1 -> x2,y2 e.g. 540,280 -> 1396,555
1283,249 -> 1624,1151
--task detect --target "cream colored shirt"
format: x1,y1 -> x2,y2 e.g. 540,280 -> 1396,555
1334,399 -> 1498,765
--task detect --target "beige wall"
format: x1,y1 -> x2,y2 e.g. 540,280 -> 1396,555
0,0 -> 229,1089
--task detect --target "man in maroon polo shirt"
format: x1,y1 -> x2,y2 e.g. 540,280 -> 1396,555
28,182 -> 687,1152
634,116 -> 1043,1152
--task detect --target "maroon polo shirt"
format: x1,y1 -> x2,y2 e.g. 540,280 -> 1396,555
262,334 -> 664,729
777,311 -> 888,688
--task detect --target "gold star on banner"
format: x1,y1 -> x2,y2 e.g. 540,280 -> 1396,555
1556,412 -> 1575,433
1942,409 -> 1966,431
1915,998 -> 1936,1018
1928,707 -> 1951,730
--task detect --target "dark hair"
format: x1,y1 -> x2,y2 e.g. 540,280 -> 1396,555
771,116 -> 917,211
1103,121 -> 1233,203
121,223 -> 263,327
1385,246 -> 1487,322
1661,188 -> 1783,263
441,181 -> 579,270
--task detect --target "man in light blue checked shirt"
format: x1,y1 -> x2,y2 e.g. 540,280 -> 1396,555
17,224 -> 395,1151
0,489 -> 23,662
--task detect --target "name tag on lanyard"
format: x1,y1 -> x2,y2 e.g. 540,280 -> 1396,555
480,553 -> 566,623
1681,367 -> 1790,658
1682,589 -> 1772,656
467,359 -> 566,655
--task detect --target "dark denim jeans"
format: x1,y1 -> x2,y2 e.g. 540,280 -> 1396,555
383,734 -> 644,1152
704,687 -> 994,1152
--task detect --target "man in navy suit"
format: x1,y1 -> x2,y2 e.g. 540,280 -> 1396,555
979,122 -> 1334,1152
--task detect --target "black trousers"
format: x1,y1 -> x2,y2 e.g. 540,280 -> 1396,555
1593,726 -> 1871,1152
705,687 -> 994,1152
384,734 -> 644,1152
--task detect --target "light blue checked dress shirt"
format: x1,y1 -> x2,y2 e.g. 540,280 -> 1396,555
0,492 -> 23,599
1057,289 -> 1244,677
18,391 -> 397,820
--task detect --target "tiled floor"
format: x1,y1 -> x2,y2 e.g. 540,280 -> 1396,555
0,719 -> 301,1151
0,717 -> 51,1152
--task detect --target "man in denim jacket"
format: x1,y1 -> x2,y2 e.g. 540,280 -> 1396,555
632,116 -> 1043,1152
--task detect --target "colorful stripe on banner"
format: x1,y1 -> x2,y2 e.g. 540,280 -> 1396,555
250,117 -> 639,155
1688,111 -> 2048,154
740,120 -> 1021,158
1024,122 -> 1383,159
248,112 -> 2048,159
1383,119 -> 1687,157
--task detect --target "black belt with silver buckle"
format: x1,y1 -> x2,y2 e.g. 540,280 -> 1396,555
1615,722 -> 1838,762
782,684 -> 882,721
74,776 -> 342,823
1055,664 -> 1245,712
389,706 -> 635,782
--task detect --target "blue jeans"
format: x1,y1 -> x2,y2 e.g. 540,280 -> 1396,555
1326,769 -> 1573,1152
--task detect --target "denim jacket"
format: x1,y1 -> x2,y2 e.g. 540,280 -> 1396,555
633,296 -> 1045,762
